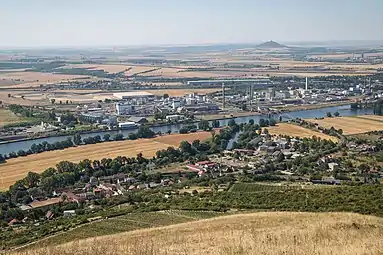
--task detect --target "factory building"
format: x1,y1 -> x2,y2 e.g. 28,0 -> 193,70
113,91 -> 154,100
116,102 -> 135,115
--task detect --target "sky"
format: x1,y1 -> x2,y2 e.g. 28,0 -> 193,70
1,0 -> 383,47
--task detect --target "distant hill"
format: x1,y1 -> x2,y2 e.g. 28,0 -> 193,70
256,40 -> 288,49
19,212 -> 383,255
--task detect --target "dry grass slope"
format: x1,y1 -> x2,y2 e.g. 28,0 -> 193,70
14,212 -> 383,255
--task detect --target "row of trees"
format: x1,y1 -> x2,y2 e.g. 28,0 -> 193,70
1,126 -> 157,162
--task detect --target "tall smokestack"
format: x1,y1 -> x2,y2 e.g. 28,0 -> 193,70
222,83 -> 225,109
305,77 -> 308,91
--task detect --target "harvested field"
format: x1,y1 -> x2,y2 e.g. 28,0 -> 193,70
153,131 -> 213,146
64,64 -> 130,73
145,88 -> 221,97
0,72 -> 88,84
0,132 -> 212,190
268,123 -> 338,141
15,212 -> 383,255
355,115 -> 383,122
138,67 -> 231,78
308,116 -> 383,135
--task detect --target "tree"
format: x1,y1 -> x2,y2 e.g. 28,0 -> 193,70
163,93 -> 169,99
334,111 -> 340,117
128,133 -> 138,140
326,112 -> 332,118
269,119 -> 277,126
51,98 -> 55,104
212,120 -> 220,128
198,120 -> 210,131
0,154 -> 5,163
154,112 -> 165,120
8,94 -> 11,98
228,119 -> 236,127
103,134 -> 111,141
167,130 -> 172,135
73,133 -> 82,145
259,118 -> 266,127
137,126 -> 155,138
25,172 -> 40,188
113,133 -> 124,141
179,141 -> 192,154
248,119 -> 255,125
241,104 -> 247,111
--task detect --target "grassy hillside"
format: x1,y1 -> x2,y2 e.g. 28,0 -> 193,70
14,212 -> 383,255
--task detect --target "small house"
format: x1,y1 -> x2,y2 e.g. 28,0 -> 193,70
63,210 -> 76,217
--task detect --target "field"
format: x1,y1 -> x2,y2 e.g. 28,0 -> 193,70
267,123 -> 338,141
21,210 -> 223,249
0,132 -> 212,190
15,212 -> 383,255
0,108 -> 27,127
0,71 -> 89,88
153,132 -> 213,146
229,183 -> 339,193
308,115 -> 383,135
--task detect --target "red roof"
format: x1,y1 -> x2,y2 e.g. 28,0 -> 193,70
186,164 -> 204,172
196,161 -> 211,165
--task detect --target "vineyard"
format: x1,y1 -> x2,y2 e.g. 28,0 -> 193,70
229,183 -> 341,193
23,210 -> 224,249
230,183 -> 302,192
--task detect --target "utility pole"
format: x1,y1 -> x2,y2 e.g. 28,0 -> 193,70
222,83 -> 225,109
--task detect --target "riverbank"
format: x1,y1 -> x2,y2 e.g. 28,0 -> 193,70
197,101 -> 352,121
0,131 -> 213,190
0,104 -> 374,156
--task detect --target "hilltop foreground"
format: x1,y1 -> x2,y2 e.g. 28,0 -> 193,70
15,212 -> 383,255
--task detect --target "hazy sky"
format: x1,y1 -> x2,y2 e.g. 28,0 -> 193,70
1,0 -> 383,47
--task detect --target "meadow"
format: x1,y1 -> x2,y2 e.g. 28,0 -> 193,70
14,212 -> 383,255
20,210 -> 224,250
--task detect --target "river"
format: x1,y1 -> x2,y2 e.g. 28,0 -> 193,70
0,105 -> 373,156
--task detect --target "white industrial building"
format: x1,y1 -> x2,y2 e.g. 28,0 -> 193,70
113,91 -> 154,100
116,102 -> 135,115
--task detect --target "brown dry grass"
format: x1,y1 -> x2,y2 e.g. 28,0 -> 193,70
14,212 -> 383,255
0,132 -> 212,190
308,116 -> 383,135
268,123 -> 338,142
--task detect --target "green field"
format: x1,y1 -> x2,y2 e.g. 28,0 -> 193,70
23,210 -> 224,249
0,108 -> 26,126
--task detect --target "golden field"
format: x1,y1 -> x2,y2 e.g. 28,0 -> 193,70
268,123 -> 338,142
309,115 -> 383,135
0,72 -> 89,88
14,212 -> 383,255
0,132 -> 212,190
